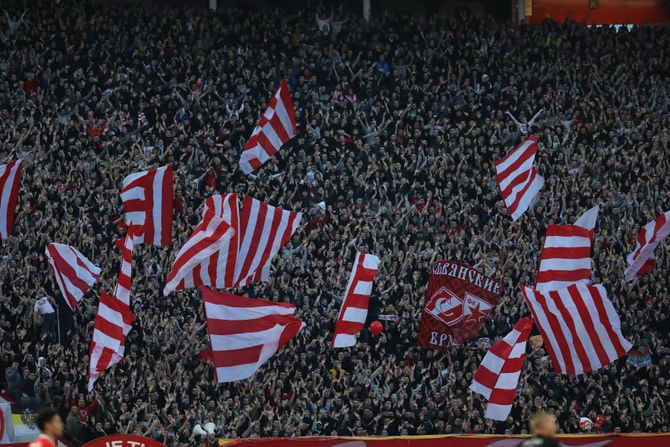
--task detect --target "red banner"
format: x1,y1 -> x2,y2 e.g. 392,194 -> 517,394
82,434 -> 165,447
222,434 -> 670,447
417,260 -> 502,350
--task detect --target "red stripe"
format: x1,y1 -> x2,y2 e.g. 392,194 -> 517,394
568,285 -> 610,369
545,225 -> 591,238
533,289 -> 574,375
279,79 -> 297,135
473,365 -> 499,390
206,317 -> 290,336
51,262 -> 79,310
93,345 -> 115,374
535,268 -> 591,282
499,356 -> 526,373
269,113 -> 290,143
160,165 -> 173,245
203,288 -> 296,309
122,199 -> 145,213
255,131 -> 280,160
489,388 -> 517,404
5,161 -> 22,237
211,345 -> 263,367
223,194 -> 239,287
548,289 -> 592,373
539,246 -> 592,259
144,168 -> 156,244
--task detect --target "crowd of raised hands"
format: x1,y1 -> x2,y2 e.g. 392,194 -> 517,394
0,1 -> 669,445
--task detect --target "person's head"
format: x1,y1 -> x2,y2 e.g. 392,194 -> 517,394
530,412 -> 557,437
36,409 -> 64,438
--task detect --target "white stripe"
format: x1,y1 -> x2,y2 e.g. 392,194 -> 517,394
205,301 -> 295,321
593,284 -> 632,354
332,333 -> 357,348
121,170 -> 148,189
543,235 -> 591,248
574,206 -> 599,230
124,211 -> 145,225
98,301 -> 124,326
482,353 -> 505,374
361,253 -> 380,270
496,371 -> 522,390
536,279 -> 588,293
92,328 -> 122,352
509,341 -> 527,358
353,280 -> 373,296
261,121 -> 283,150
469,381 -> 492,400
485,403 -> 513,421
342,307 -> 368,323
151,166 -> 165,245
538,257 -> 591,272
579,284 -> 631,361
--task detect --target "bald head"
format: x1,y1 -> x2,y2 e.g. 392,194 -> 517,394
530,412 -> 557,437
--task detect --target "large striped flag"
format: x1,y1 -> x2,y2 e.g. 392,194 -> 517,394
88,292 -> 135,391
536,206 -> 598,292
163,194 -> 301,295
239,79 -> 297,174
521,283 -> 631,376
624,210 -> 670,281
202,288 -> 304,383
470,318 -> 533,420
45,243 -> 101,310
0,160 -> 22,240
495,136 -> 544,221
120,165 -> 173,246
332,252 -> 381,348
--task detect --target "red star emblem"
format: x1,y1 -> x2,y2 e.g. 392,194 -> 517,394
465,302 -> 488,323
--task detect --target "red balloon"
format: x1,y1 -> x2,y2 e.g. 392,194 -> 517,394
370,320 -> 383,335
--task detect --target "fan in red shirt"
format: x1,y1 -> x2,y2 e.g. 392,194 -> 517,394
30,409 -> 63,447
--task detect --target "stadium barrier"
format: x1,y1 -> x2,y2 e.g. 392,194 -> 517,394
219,433 -> 670,447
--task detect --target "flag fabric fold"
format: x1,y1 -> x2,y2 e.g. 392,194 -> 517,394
239,79 -> 297,174
470,318 -> 533,421
521,283 -> 632,376
45,243 -> 101,310
120,165 -> 173,246
0,160 -> 23,240
164,194 -> 301,295
332,252 -> 381,348
494,136 -> 544,221
202,288 -> 303,383
536,206 -> 598,292
624,210 -> 670,281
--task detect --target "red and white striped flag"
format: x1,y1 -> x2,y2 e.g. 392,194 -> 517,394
624,210 -> 670,281
120,165 -> 173,246
332,252 -> 381,348
164,194 -> 301,295
521,283 -> 631,376
470,318 -> 533,420
202,288 -> 304,383
536,206 -> 598,292
495,136 -> 544,221
45,243 -> 101,311
113,231 -> 139,306
239,79 -> 297,174
163,196 -> 236,294
0,160 -> 22,240
88,292 -> 135,391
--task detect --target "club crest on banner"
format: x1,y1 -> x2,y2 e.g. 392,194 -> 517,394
418,260 -> 502,350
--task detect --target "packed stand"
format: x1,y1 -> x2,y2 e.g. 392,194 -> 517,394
0,1 -> 669,445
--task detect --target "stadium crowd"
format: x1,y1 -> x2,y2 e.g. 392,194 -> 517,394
1,0 -> 670,445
